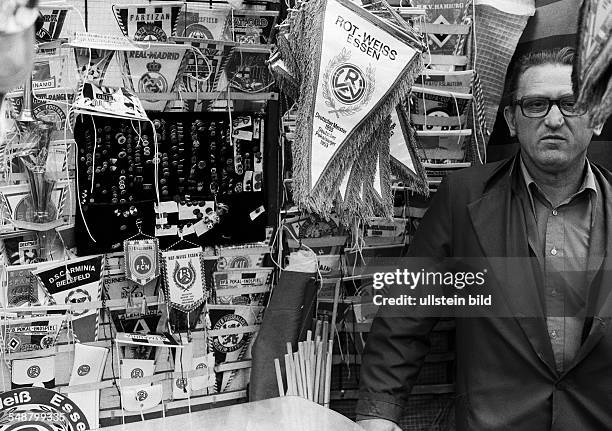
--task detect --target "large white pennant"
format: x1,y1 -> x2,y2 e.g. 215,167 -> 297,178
307,0 -> 420,191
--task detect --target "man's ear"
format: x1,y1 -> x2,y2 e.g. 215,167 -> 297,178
503,105 -> 517,137
593,121 -> 604,136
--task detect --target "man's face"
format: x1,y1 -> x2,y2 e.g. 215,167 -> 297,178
504,64 -> 597,174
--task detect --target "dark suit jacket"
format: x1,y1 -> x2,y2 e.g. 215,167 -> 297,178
356,155 -> 612,430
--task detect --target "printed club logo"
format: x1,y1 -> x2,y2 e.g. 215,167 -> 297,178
139,61 -> 167,94
184,23 -> 214,39
133,255 -> 153,276
430,15 -> 452,48
323,48 -> 374,117
135,24 -> 168,42
77,365 -> 91,376
65,289 -> 92,317
136,390 -> 148,401
33,103 -> 66,132
175,377 -> 188,389
131,368 -> 144,379
173,260 -> 197,291
212,314 -> 248,353
27,366 -> 41,379
331,64 -> 366,105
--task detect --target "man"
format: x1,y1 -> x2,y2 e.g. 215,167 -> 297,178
0,0 -> 37,99
356,47 -> 612,430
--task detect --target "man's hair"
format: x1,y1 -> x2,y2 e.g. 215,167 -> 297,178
506,47 -> 575,99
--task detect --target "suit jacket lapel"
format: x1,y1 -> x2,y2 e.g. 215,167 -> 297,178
567,165 -> 612,369
467,174 -> 556,374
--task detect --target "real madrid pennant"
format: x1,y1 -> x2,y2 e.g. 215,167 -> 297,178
124,238 -> 160,286
161,247 -> 206,312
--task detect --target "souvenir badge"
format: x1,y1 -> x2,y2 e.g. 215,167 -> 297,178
124,238 -> 160,286
161,247 -> 206,312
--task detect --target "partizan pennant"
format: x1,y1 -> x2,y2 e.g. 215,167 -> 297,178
161,247 -> 206,312
113,2 -> 184,42
123,238 -> 160,286
289,0 -> 423,217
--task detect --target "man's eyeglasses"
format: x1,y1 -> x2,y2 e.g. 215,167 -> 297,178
512,95 -> 587,118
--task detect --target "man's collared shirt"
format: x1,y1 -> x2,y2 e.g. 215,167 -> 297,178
518,156 -> 602,372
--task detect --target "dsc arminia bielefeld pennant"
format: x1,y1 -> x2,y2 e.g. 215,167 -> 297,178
124,239 -> 160,286
290,0 -> 423,216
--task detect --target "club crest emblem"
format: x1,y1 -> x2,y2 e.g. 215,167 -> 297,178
136,390 -> 148,401
331,64 -> 366,104
212,314 -> 249,353
135,24 -> 168,42
173,260 -> 196,291
323,48 -> 375,117
27,365 -> 41,378
139,61 -> 167,93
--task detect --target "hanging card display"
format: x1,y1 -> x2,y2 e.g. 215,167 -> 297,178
161,247 -> 206,312
113,2 -> 184,42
